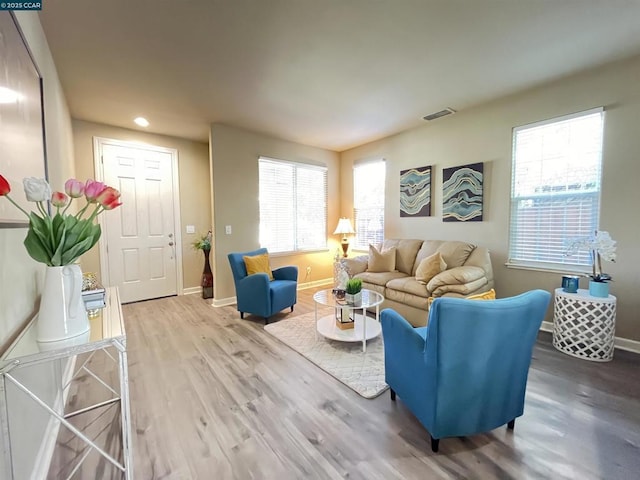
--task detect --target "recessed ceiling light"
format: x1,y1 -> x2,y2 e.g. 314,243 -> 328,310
0,86 -> 21,104
134,117 -> 149,127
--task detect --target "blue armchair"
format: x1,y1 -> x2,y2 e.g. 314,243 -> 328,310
381,289 -> 551,452
227,248 -> 298,324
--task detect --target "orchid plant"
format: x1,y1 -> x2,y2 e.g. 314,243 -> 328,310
565,230 -> 617,282
0,175 -> 122,266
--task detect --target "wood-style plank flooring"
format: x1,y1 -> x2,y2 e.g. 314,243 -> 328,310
58,288 -> 640,479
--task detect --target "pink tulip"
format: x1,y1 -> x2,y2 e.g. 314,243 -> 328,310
84,179 -> 107,203
64,178 -> 85,198
96,186 -> 122,210
51,191 -> 69,208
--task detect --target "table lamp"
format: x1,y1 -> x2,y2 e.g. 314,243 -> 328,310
333,218 -> 355,257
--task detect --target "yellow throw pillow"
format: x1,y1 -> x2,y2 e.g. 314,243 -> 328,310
367,244 -> 396,272
243,253 -> 274,280
415,252 -> 447,284
427,288 -> 496,309
466,288 -> 496,300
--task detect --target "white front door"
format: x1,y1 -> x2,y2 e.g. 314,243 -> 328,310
98,140 -> 180,303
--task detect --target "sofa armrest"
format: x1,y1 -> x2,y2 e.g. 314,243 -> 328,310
273,265 -> 298,282
426,266 -> 486,295
340,255 -> 369,276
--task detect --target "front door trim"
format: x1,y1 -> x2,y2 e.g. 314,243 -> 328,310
93,136 -> 184,298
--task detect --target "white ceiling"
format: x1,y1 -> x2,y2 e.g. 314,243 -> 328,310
38,1 -> 640,152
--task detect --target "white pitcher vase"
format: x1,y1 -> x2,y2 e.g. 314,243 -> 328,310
37,264 -> 90,347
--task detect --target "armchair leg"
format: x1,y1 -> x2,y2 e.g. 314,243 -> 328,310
290,306 -> 294,312
430,436 -> 439,453
240,312 -> 244,319
390,388 -> 396,401
507,419 -> 515,430
265,317 -> 269,325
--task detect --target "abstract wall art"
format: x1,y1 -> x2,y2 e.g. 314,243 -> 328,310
442,162 -> 483,222
400,165 -> 432,217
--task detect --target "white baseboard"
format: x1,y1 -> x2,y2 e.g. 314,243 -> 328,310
298,278 -> 333,290
212,296 -> 236,308
31,356 -> 77,480
540,320 -> 640,354
183,286 -> 202,295
212,278 -> 333,308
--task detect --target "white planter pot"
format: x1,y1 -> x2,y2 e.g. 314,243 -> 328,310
345,291 -> 362,305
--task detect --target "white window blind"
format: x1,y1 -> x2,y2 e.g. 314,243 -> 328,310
353,161 -> 385,250
259,157 -> 327,253
508,108 -> 604,269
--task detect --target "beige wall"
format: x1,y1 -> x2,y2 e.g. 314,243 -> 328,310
0,12 -> 75,349
72,120 -> 211,291
210,124 -> 341,300
0,12 -> 75,476
341,54 -> 640,342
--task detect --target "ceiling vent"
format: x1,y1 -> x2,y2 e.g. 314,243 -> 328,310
423,108 -> 456,121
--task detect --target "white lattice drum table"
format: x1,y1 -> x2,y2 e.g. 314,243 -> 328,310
552,288 -> 617,362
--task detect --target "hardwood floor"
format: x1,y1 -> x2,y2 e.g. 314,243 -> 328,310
62,287 -> 640,479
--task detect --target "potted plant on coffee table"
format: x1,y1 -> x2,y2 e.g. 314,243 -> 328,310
345,278 -> 362,305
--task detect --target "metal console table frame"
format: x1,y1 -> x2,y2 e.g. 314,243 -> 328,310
0,287 -> 132,479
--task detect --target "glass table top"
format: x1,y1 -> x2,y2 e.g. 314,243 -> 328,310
1,287 -> 124,365
313,288 -> 384,309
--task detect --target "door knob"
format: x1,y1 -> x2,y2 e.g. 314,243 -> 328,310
168,241 -> 174,246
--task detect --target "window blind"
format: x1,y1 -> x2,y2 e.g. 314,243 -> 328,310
508,108 -> 604,269
259,157 -> 327,253
353,161 -> 385,250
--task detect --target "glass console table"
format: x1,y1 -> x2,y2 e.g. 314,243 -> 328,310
0,287 -> 132,479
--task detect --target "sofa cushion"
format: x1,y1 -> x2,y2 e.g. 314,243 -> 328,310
341,255 -> 368,276
382,239 -> 423,275
415,252 -> 447,284
412,240 -> 476,275
386,276 -> 430,298
355,271 -> 407,287
437,241 -> 476,269
368,245 -> 396,272
385,288 -> 431,310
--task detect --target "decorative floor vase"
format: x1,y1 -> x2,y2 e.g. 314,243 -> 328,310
589,280 -> 609,298
37,264 -> 90,347
201,248 -> 214,299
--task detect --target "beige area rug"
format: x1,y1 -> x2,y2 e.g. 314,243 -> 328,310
264,312 -> 388,399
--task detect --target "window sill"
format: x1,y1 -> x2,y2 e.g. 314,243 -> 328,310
269,248 -> 330,258
504,262 -> 590,276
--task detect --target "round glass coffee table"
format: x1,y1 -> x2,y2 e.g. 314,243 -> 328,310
313,288 -> 384,352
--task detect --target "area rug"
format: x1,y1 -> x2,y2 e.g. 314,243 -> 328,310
264,312 -> 388,399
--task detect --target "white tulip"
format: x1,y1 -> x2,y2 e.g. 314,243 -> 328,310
23,177 -> 52,202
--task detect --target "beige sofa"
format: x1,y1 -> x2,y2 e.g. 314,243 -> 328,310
341,239 -> 494,327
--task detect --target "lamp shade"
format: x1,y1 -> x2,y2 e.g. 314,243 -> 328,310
333,218 -> 354,235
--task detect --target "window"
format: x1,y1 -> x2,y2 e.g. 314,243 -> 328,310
353,161 -> 385,250
259,157 -> 327,253
508,108 -> 604,270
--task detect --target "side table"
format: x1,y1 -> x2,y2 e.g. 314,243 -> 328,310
552,288 -> 617,362
0,287 -> 132,479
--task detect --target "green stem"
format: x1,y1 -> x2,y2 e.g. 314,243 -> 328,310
36,201 -> 48,218
61,197 -> 73,215
3,194 -> 30,217
75,202 -> 91,219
